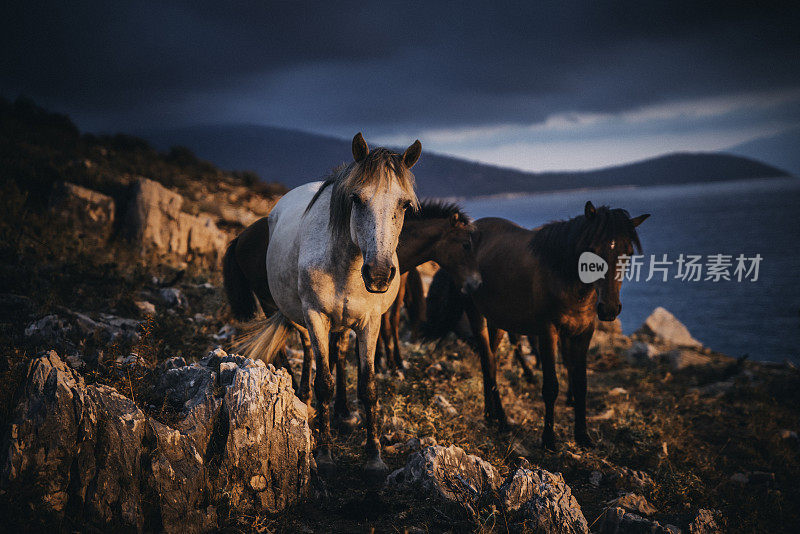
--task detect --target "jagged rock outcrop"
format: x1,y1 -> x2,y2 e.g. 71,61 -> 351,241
500,466 -> 589,534
387,446 -> 588,533
599,506 -> 673,534
387,445 -> 499,515
49,181 -> 116,241
0,350 -> 312,532
123,177 -> 229,261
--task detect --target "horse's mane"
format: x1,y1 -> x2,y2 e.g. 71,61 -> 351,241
529,206 -> 642,280
406,199 -> 473,227
305,148 -> 419,241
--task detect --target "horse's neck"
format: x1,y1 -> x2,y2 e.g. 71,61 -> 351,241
322,228 -> 361,273
304,188 -> 361,274
556,277 -> 597,316
532,251 -> 595,307
397,219 -> 445,272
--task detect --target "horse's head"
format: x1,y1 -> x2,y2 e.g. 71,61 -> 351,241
582,201 -> 649,321
433,209 -> 482,294
335,133 -> 421,293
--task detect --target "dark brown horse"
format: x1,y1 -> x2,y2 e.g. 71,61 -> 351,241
222,199 -> 480,405
424,202 -> 648,449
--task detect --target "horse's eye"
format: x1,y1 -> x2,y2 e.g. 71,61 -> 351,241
351,193 -> 363,205
401,200 -> 412,210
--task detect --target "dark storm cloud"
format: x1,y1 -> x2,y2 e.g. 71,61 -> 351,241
1,0 -> 799,131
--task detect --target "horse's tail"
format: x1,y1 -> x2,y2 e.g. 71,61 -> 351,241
421,268 -> 464,340
404,267 -> 426,331
233,312 -> 294,364
222,237 -> 257,321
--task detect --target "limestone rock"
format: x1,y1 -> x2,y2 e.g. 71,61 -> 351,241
212,360 -> 312,514
611,493 -> 657,516
1,351 -> 97,523
636,307 -> 702,348
1,350 -> 312,532
387,445 -> 499,514
600,506 -> 672,534
49,181 -> 115,240
84,385 -> 147,529
144,362 -> 222,533
500,466 -> 589,534
124,177 -> 228,261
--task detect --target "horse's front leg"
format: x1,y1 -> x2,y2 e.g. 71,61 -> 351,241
355,316 -> 389,475
304,310 -> 335,471
465,300 -> 509,428
378,312 -> 393,370
539,324 -> 560,450
563,328 -> 594,448
331,331 -> 359,431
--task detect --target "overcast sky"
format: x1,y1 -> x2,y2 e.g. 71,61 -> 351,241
2,1 -> 799,171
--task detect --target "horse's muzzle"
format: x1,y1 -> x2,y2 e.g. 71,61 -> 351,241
361,263 -> 395,293
597,302 -> 622,321
461,273 -> 483,294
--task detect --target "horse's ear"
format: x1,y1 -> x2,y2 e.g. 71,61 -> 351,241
630,213 -> 650,227
585,201 -> 596,219
403,140 -> 422,169
352,132 -> 369,162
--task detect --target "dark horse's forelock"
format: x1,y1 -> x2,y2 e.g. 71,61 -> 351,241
529,206 -> 642,279
305,147 -> 418,241
406,199 -> 474,228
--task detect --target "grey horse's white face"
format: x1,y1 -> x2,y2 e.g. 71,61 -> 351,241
350,177 -> 414,293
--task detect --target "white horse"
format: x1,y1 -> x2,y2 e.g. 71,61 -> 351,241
247,132 -> 421,474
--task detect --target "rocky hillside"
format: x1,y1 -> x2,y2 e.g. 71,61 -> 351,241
1,99 -> 799,532
1,96 -> 286,265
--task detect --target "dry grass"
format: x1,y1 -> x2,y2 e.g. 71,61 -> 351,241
262,328 -> 800,533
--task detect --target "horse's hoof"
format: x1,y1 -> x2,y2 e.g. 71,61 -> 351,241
363,456 -> 389,479
575,434 -> 595,449
542,432 -> 559,452
332,411 -> 361,434
315,449 -> 336,477
498,418 -> 517,435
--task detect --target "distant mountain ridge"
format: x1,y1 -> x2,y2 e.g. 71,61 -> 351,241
725,127 -> 800,177
139,124 -> 790,199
